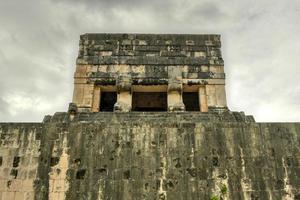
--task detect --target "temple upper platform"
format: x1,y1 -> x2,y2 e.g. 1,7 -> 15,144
72,33 -> 227,113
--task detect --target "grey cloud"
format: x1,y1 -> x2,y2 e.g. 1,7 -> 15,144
0,0 -> 75,122
0,98 -> 9,114
51,0 -> 171,9
190,2 -> 226,20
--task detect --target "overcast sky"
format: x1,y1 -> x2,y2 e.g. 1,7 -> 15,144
0,0 -> 299,122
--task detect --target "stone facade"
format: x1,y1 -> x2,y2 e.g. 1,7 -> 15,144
72,34 -> 227,113
0,33 -> 299,200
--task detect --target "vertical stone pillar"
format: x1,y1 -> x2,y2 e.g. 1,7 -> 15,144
167,79 -> 185,112
215,85 -> 227,108
72,82 -> 95,112
72,64 -> 96,112
167,66 -> 185,112
205,84 -> 227,111
199,86 -> 208,112
114,75 -> 132,112
205,85 -> 217,109
91,86 -> 101,112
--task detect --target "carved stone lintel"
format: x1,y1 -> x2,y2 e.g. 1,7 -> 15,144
168,79 -> 182,92
116,75 -> 132,92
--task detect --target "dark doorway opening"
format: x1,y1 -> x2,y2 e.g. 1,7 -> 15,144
132,92 -> 167,111
183,92 -> 200,111
100,92 -> 117,112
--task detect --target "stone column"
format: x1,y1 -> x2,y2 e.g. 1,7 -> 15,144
167,66 -> 185,112
72,64 -> 96,112
168,78 -> 185,112
199,86 -> 208,112
205,84 -> 227,111
114,75 -> 132,112
215,85 -> 227,108
205,84 -> 217,110
72,82 -> 95,112
91,86 -> 101,112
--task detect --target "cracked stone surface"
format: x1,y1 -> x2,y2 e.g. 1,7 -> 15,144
0,113 -> 299,199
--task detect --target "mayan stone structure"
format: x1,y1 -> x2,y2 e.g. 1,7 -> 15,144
0,33 -> 300,200
73,34 -> 227,113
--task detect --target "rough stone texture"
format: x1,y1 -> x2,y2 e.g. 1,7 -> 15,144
77,34 -> 223,66
72,34 -> 227,112
0,123 -> 42,200
0,113 -> 299,200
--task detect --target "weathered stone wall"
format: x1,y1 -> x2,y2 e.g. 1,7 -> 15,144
1,114 -> 300,199
77,34 -> 224,67
0,123 -> 42,200
73,34 -> 227,112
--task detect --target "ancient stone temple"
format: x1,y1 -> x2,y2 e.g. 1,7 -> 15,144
72,34 -> 227,113
0,34 -> 300,200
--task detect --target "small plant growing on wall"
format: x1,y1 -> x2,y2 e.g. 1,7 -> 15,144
210,184 -> 228,200
210,195 -> 219,200
220,185 -> 227,195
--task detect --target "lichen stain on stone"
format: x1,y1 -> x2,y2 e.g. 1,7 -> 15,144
282,157 -> 295,200
239,147 -> 252,200
1,119 -> 300,199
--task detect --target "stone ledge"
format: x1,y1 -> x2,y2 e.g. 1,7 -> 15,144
43,111 -> 255,123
